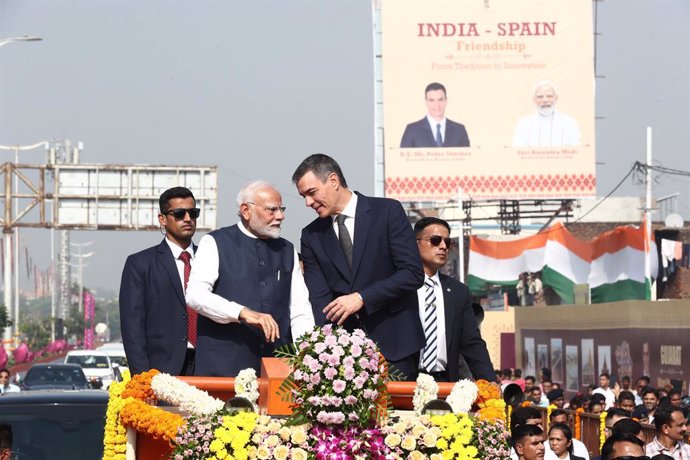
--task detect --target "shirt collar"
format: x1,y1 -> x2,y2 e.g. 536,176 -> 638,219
238,220 -> 257,239
332,192 -> 358,222
426,115 -> 446,130
426,271 -> 440,285
165,237 -> 193,259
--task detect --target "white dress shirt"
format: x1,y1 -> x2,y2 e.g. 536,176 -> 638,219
164,237 -> 194,288
543,438 -> 590,460
164,238 -> 195,348
416,272 -> 447,372
332,192 -> 358,243
426,115 -> 446,143
185,222 -> 315,341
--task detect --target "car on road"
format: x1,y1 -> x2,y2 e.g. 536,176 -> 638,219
64,349 -> 114,389
0,389 -> 108,458
20,363 -> 91,391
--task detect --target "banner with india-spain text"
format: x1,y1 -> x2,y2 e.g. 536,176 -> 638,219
382,0 -> 596,200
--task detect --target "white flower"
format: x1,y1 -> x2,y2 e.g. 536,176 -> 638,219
235,368 -> 260,408
446,379 -> 478,414
150,373 -> 224,415
412,373 -> 438,415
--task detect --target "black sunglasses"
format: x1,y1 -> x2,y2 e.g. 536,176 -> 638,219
416,235 -> 454,247
164,208 -> 200,220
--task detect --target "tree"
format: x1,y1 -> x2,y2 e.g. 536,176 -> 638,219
0,304 -> 12,338
20,317 -> 52,350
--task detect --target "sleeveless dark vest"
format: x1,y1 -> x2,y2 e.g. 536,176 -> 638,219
194,224 -> 294,376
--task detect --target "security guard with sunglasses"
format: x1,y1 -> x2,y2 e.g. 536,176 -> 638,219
413,217 -> 494,382
120,186 -> 200,376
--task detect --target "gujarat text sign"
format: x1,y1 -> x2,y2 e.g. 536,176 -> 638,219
382,0 -> 595,200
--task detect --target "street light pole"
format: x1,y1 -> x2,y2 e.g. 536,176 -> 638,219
0,36 -> 42,48
0,143 -> 49,345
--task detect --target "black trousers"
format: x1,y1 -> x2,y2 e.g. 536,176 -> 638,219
180,348 -> 195,376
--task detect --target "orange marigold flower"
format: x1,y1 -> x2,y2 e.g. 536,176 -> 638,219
122,369 -> 160,401
119,399 -> 183,442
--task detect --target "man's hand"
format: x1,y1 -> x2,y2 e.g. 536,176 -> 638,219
323,293 -> 364,326
239,308 -> 280,342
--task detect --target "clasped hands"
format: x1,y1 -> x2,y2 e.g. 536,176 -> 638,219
323,292 -> 364,326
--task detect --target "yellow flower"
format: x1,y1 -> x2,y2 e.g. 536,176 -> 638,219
422,431 -> 438,447
409,451 -> 425,460
255,445 -> 271,460
266,434 -> 280,448
291,448 -> 308,460
278,426 -> 292,441
401,435 -> 417,451
436,438 -> 448,450
385,433 -> 401,447
273,445 -> 289,460
290,427 -> 307,445
210,438 -> 224,452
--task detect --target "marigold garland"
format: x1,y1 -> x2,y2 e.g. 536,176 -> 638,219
102,375 -> 131,460
121,368 -> 159,401
574,408 -> 585,440
546,404 -> 556,431
474,379 -> 500,406
599,411 -> 607,451
119,399 -> 184,442
476,398 -> 507,424
506,404 -> 513,429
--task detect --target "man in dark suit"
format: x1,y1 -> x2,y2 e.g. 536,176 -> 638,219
292,154 -> 425,380
413,217 -> 494,382
120,186 -> 199,376
400,82 -> 470,148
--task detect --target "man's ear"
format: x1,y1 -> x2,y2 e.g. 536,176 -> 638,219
514,442 -> 524,456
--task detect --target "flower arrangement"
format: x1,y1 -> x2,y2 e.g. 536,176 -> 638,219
446,379 -> 478,414
475,398 -> 507,424
121,369 -> 159,401
277,324 -> 389,429
382,415 -> 442,459
546,404 -> 557,430
249,415 -> 309,460
208,411 -> 257,460
470,418 -> 511,460
474,379 -> 500,407
309,425 -> 390,459
413,373 -> 439,415
432,412 -> 478,459
151,372 -> 224,415
172,412 -> 223,460
235,368 -> 260,409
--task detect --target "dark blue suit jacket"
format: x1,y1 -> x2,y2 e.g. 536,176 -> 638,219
439,274 -> 494,381
400,118 -> 470,148
300,193 -> 425,361
119,239 -> 194,375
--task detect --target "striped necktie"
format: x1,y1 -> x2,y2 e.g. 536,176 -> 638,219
421,277 -> 438,372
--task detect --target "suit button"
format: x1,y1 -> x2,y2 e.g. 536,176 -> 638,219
261,301 -> 267,306
259,281 -> 266,287
259,260 -> 265,266
182,315 -> 187,320
182,337 -> 187,342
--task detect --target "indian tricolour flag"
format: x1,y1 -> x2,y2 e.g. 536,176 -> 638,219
467,222 -> 658,304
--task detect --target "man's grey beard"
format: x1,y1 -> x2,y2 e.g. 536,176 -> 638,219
249,221 -> 281,239
538,105 -> 555,116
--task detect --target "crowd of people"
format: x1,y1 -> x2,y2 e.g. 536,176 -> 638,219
502,367 -> 690,459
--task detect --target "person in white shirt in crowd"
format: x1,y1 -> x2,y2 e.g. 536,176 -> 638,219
545,423 -> 586,460
512,80 -> 581,147
546,410 -> 590,460
186,180 -> 315,377
593,372 -> 617,410
0,369 -> 19,393
645,406 -> 690,459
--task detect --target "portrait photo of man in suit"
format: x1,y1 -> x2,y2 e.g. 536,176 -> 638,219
186,181 -> 314,377
413,217 -> 494,382
400,82 -> 471,148
120,186 -> 200,376
292,153 -> 425,380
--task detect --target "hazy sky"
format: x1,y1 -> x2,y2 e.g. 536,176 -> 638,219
1,0 -> 688,294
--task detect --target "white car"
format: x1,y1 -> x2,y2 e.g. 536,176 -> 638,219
64,350 -> 115,389
97,343 -> 130,379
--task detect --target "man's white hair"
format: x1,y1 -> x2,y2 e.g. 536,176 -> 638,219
533,80 -> 557,96
236,180 -> 278,217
